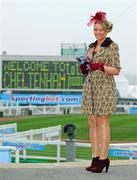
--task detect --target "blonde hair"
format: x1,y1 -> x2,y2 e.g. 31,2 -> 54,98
100,20 -> 113,32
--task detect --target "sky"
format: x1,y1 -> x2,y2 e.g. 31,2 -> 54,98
0,0 -> 137,84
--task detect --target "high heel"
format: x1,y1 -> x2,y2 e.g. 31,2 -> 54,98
91,157 -> 110,173
106,163 -> 109,172
86,156 -> 100,171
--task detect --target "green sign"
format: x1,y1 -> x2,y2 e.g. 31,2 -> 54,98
2,60 -> 84,90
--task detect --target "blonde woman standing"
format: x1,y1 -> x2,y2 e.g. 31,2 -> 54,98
80,11 -> 121,173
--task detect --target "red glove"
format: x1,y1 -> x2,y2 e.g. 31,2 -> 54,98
80,64 -> 89,75
90,62 -> 105,72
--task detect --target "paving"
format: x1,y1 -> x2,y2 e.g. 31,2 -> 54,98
0,160 -> 137,180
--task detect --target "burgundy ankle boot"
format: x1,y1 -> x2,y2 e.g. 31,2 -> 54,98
91,157 -> 110,173
86,156 -> 100,171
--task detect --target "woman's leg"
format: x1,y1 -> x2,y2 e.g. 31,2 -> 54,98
96,115 -> 110,159
88,115 -> 100,157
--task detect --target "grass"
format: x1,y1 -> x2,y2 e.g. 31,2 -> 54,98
0,114 -> 137,162
0,114 -> 137,142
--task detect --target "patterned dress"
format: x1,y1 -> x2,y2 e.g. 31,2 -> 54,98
81,37 -> 121,115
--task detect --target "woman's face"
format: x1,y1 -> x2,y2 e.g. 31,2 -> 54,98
93,23 -> 107,41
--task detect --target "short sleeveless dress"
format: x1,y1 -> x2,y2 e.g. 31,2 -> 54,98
81,37 -> 121,115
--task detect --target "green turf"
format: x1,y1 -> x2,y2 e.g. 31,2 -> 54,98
0,114 -> 137,142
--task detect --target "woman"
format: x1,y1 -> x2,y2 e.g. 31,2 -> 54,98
80,11 -> 121,173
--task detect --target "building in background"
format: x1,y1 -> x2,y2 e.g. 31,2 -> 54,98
61,43 -> 87,56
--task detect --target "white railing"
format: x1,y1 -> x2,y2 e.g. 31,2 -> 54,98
23,104 -> 81,115
3,125 -> 61,141
60,141 -> 137,160
1,138 -> 61,163
0,123 -> 17,136
0,125 -> 62,163
1,104 -> 137,117
1,140 -> 137,163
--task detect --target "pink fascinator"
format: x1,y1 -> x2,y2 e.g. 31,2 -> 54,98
87,11 -> 107,26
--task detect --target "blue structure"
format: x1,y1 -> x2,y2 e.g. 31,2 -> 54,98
128,108 -> 137,114
0,149 -> 12,163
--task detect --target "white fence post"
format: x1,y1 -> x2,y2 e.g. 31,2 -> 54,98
23,149 -> 27,159
57,142 -> 61,163
15,149 -> 20,163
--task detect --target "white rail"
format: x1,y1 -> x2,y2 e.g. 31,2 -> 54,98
0,103 -> 137,117
0,125 -> 62,163
1,140 -> 137,163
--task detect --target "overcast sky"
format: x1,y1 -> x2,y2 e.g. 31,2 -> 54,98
0,0 -> 137,84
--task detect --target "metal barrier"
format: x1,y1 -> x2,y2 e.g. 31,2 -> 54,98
0,123 -> 137,162
0,125 -> 62,163
1,103 -> 137,117
0,123 -> 17,136
59,141 -> 137,161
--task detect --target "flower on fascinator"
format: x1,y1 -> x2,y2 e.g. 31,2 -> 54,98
87,11 -> 107,26
87,11 -> 113,32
